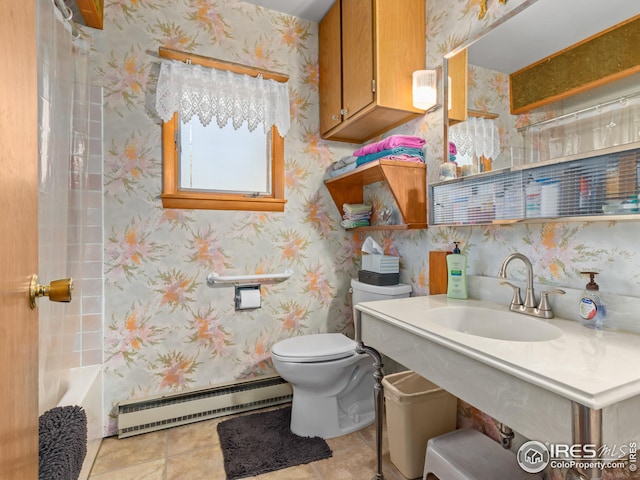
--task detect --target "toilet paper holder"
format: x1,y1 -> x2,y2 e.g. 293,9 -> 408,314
235,285 -> 261,311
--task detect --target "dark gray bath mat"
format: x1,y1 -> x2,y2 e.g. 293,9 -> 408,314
217,406 -> 332,479
39,405 -> 87,480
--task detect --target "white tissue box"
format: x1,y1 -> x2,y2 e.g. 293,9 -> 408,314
362,254 -> 399,274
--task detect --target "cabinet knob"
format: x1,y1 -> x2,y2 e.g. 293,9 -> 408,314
332,114 -> 340,121
340,108 -> 348,116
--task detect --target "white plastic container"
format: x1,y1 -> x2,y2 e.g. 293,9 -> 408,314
525,175 -> 542,218
540,179 -> 560,217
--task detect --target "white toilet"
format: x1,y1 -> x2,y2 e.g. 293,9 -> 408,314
271,279 -> 411,439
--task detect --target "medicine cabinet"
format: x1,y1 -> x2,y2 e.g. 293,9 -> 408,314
436,0 -> 640,226
429,144 -> 640,226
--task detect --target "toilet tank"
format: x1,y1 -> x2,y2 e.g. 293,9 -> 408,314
351,279 -> 411,306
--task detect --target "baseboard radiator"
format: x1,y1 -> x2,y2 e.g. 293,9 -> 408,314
117,376 -> 292,438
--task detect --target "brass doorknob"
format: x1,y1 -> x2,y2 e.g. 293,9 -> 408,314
29,275 -> 73,309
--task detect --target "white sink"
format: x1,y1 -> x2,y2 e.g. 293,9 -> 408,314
356,294 -> 640,452
427,306 -> 563,342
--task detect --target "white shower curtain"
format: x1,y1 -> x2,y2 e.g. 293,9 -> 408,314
37,0 -> 90,413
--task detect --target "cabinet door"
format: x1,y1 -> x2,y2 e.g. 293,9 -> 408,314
341,0 -> 374,120
319,0 -> 342,135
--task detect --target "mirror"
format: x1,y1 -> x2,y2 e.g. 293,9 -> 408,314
443,0 -> 640,170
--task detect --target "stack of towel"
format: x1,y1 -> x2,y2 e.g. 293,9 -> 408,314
328,155 -> 357,178
353,135 -> 425,166
327,135 -> 426,179
341,203 -> 372,229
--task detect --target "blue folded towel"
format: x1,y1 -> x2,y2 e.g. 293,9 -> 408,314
341,219 -> 370,228
355,147 -> 424,166
329,162 -> 357,178
332,155 -> 357,170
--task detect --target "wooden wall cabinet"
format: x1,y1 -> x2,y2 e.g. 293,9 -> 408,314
75,0 -> 104,29
324,160 -> 427,231
319,0 -> 426,144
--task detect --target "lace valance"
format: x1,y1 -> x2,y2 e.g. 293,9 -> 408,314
155,59 -> 290,136
449,117 -> 500,159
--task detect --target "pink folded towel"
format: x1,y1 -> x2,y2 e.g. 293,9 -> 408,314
353,135 -> 425,157
378,154 -> 424,163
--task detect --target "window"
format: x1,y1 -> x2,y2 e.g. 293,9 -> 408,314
157,47 -> 288,212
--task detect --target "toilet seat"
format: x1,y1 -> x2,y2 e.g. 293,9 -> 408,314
271,333 -> 356,363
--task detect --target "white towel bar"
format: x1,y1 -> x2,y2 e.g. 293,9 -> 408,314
206,270 -> 293,286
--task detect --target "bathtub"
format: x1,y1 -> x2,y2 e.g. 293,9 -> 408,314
57,365 -> 103,480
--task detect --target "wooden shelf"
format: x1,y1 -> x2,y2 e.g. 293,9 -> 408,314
324,160 -> 427,230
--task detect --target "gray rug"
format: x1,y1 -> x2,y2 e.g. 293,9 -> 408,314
39,405 -> 87,480
217,406 -> 332,479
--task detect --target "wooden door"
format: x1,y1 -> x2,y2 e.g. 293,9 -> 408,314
341,0 -> 374,120
319,0 -> 343,135
0,1 -> 40,479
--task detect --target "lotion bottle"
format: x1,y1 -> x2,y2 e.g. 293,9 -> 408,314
579,271 -> 606,329
446,242 -> 468,299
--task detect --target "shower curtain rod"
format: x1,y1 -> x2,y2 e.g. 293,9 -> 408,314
52,0 -> 73,21
51,0 -> 82,38
518,89 -> 640,132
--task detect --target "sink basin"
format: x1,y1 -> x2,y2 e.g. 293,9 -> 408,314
428,306 -> 563,342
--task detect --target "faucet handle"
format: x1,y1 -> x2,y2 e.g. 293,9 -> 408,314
538,289 -> 566,313
499,281 -> 523,306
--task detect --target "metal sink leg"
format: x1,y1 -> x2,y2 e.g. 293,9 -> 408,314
356,341 -> 384,480
566,402 -> 602,480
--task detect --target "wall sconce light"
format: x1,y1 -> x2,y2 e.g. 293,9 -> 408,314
412,70 -> 438,111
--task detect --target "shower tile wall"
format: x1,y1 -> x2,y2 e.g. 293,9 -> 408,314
64,84 -> 104,369
81,84 -> 104,367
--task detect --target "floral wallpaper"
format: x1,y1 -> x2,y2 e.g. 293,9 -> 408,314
87,0 -> 359,436
84,1 -> 637,477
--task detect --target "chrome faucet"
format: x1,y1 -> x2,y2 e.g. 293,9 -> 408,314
498,253 -> 565,319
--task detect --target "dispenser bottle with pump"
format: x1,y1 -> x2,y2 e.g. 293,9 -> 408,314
579,271 -> 606,329
446,242 -> 468,299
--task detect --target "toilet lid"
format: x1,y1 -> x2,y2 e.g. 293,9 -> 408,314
271,333 -> 356,362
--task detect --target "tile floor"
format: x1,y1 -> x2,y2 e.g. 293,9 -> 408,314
87,405 -> 410,480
